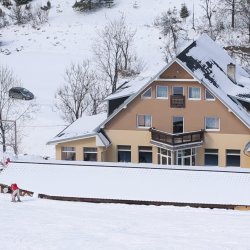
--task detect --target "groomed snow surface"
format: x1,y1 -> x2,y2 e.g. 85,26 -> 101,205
1,194 -> 250,250
2,162 -> 250,249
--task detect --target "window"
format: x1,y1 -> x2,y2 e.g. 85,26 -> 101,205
83,147 -> 97,161
204,149 -> 218,166
61,147 -> 76,161
205,89 -> 215,100
117,145 -> 131,162
156,86 -> 168,99
158,148 -> 172,165
205,117 -> 220,130
226,150 -> 240,167
141,88 -> 152,99
173,116 -> 184,134
173,86 -> 183,96
138,146 -> 152,163
188,87 -> 201,100
176,148 -> 196,166
137,115 -> 152,128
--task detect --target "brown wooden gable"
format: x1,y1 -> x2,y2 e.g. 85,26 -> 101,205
159,62 -> 193,79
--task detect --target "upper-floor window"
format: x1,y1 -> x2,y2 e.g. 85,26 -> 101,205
205,89 -> 215,100
172,86 -> 184,96
188,87 -> 201,100
156,86 -> 168,99
61,147 -> 76,161
137,114 -> 152,128
205,117 -> 220,131
141,88 -> 152,99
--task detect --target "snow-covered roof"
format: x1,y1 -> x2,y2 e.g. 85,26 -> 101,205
177,34 -> 250,127
105,76 -> 152,101
2,162 -> 250,205
47,113 -> 109,145
101,34 -> 250,130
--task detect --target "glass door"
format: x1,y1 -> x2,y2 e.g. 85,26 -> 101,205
173,116 -> 184,134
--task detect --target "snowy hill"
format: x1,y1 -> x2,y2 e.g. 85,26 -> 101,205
1,0 -> 196,157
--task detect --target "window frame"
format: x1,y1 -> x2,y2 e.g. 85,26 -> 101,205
188,86 -> 201,100
172,86 -> 184,96
156,85 -> 168,99
141,87 -> 152,99
83,147 -> 97,161
226,149 -> 240,167
173,116 -> 184,134
117,145 -> 131,163
137,114 -> 152,128
138,146 -> 152,163
205,89 -> 215,101
61,146 -> 76,161
204,149 -> 218,166
205,117 -> 220,131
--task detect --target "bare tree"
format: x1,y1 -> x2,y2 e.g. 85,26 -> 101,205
93,15 -> 140,93
55,61 -> 109,123
88,78 -> 110,115
220,0 -> 240,28
200,0 -> 217,36
0,65 -> 37,153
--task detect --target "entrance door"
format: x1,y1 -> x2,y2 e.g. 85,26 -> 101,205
173,116 -> 184,134
176,148 -> 196,166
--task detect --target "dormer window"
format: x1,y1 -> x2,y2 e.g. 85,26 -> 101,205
141,88 -> 152,99
205,89 -> 215,100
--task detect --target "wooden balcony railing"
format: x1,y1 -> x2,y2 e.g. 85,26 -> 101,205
150,128 -> 204,146
170,95 -> 185,108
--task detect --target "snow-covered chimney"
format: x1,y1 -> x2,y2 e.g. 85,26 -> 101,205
227,63 -> 236,82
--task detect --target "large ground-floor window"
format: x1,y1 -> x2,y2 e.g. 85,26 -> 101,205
83,147 -> 97,161
226,149 -> 240,167
117,145 -> 131,162
61,147 -> 76,161
138,146 -> 152,163
204,149 -> 218,166
176,148 -> 196,166
157,148 -> 172,165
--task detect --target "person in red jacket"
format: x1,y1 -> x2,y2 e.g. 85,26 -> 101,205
10,183 -> 21,202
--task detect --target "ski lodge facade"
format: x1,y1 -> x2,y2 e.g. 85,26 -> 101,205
48,34 -> 250,168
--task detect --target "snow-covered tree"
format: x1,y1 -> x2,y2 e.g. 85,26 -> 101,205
238,0 -> 250,43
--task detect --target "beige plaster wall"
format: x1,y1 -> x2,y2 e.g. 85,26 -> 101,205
104,130 -> 250,167
55,137 -> 104,161
105,130 -> 154,163
105,81 -> 249,135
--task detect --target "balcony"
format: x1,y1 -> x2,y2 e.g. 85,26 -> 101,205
170,95 -> 185,108
150,128 -> 204,149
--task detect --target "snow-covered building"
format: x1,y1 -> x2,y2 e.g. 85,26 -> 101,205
48,34 -> 250,167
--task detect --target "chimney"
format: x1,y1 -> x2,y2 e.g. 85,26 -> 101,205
227,63 -> 236,82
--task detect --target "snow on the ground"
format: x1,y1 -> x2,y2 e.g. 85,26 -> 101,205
0,0 -> 197,158
1,193 -> 250,250
1,162 -> 250,205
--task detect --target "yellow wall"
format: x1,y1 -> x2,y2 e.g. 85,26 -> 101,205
56,137 -> 104,162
